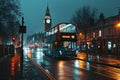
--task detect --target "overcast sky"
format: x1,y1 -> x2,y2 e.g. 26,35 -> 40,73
20,0 -> 120,36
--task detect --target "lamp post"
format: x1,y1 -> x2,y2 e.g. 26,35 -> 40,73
79,32 -> 82,51
19,17 -> 26,78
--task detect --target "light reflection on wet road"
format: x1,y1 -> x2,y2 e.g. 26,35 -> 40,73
26,49 -> 120,80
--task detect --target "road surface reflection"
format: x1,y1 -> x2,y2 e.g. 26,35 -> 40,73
25,48 -> 120,80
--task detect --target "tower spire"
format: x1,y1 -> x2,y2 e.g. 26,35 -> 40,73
45,4 -> 50,16
44,4 -> 52,31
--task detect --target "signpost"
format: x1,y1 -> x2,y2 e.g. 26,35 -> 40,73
19,17 -> 26,78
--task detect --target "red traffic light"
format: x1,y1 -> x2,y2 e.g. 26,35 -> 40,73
12,37 -> 16,41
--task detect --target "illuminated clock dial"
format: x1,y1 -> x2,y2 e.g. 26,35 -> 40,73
46,19 -> 50,23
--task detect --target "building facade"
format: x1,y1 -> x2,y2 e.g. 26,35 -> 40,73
77,12 -> 120,56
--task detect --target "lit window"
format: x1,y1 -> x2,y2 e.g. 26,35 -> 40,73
113,44 -> 116,48
93,32 -> 95,38
108,41 -> 111,50
99,30 -> 102,37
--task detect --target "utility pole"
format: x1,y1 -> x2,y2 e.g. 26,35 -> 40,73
19,17 -> 26,78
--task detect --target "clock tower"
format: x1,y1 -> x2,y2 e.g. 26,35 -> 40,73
44,5 -> 52,31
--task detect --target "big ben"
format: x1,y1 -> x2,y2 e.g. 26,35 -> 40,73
44,5 -> 52,31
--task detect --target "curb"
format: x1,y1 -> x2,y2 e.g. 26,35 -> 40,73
77,58 -> 120,68
88,60 -> 120,68
28,58 -> 56,80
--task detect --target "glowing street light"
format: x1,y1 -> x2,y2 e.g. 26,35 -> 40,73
116,22 -> 120,28
79,32 -> 82,36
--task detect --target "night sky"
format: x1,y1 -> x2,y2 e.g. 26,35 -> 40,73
20,0 -> 120,36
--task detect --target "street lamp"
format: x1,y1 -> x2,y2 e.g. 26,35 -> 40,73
115,22 -> 120,37
79,32 -> 82,51
19,17 -> 26,78
116,22 -> 120,28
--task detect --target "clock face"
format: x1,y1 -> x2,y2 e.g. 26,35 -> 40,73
46,19 -> 50,23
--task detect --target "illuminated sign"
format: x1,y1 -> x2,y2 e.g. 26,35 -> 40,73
62,35 -> 75,39
19,26 -> 26,33
62,36 -> 70,38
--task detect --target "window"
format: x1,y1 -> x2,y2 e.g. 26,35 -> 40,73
99,30 -> 102,37
108,28 -> 112,34
93,32 -> 95,38
108,41 -> 112,50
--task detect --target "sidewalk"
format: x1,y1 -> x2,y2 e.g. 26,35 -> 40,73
0,54 -> 21,80
0,53 -> 49,80
77,52 -> 120,68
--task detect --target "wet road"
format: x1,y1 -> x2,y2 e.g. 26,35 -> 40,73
26,48 -> 120,80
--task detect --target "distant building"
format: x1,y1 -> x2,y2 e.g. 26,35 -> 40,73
43,5 -> 52,32
26,33 -> 43,48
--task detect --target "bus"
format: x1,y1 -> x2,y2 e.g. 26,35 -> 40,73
43,22 -> 78,58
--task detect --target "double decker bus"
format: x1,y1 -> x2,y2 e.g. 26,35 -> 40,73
43,22 -> 78,58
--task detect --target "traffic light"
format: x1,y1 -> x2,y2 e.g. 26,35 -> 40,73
12,37 -> 16,42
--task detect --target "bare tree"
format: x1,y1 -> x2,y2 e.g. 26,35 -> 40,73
70,6 -> 98,52
71,6 -> 97,29
0,0 -> 21,43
